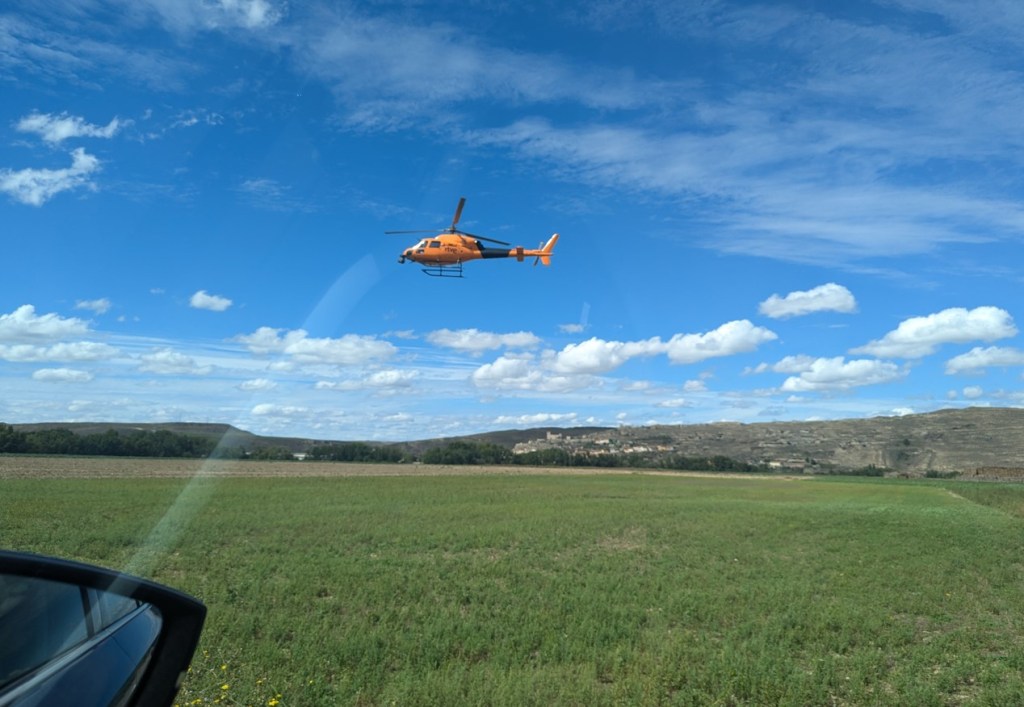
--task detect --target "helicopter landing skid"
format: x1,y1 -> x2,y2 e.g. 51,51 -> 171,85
420,262 -> 464,278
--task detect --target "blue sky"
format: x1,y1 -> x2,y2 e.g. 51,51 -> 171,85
3,0 -> 1024,441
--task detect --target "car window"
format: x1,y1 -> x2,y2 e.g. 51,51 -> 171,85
90,589 -> 142,632
0,576 -> 88,689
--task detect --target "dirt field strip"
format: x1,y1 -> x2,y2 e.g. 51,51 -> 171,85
0,456 -> 807,480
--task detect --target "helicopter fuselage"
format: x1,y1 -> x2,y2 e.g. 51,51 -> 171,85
399,234 -> 508,266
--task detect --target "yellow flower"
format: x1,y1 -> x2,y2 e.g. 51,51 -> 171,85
268,700 -> 280,706
221,684 -> 230,691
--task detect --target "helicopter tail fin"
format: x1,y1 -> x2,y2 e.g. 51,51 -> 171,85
536,233 -> 559,266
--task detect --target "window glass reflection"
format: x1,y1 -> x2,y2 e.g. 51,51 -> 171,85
0,575 -> 89,688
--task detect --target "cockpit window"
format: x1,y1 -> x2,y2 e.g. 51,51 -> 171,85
429,241 -> 441,248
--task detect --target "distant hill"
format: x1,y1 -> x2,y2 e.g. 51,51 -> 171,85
7,421 -> 603,456
389,426 -> 611,456
596,407 -> 1024,475
10,409 -> 1024,475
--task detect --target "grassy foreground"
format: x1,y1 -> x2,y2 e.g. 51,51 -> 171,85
4,472 -> 1024,705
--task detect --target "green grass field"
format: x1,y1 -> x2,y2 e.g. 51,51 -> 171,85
4,471 -> 1024,705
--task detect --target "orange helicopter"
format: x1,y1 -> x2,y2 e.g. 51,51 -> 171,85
388,197 -> 559,277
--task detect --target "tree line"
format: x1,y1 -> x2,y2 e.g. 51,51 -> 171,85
0,425 -> 219,458
306,442 -> 405,463
0,425 -> 406,462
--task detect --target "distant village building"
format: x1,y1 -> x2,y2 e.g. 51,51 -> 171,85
766,459 -> 806,470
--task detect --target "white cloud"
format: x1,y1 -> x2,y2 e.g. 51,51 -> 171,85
750,354 -> 818,375
758,283 -> 856,319
32,368 -> 93,383
852,307 -> 1017,358
945,346 -> 1024,374
426,328 -> 541,354
656,398 -> 690,408
234,327 -> 306,354
0,341 -> 118,363
550,337 -> 664,375
216,0 -> 282,29
0,148 -> 101,206
364,369 -> 418,387
559,323 -> 585,334
493,412 -> 578,426
16,112 -> 127,144
471,355 -> 531,383
780,357 -> 905,392
238,178 -> 316,212
251,403 -> 308,416
0,13 -> 193,90
190,290 -> 233,312
285,335 -> 395,366
234,327 -> 396,366
962,385 -> 984,399
74,298 -> 112,315
144,0 -> 284,32
682,379 -> 707,392
138,348 -> 213,375
292,12 -> 663,130
169,110 -> 224,129
239,378 -> 277,391
619,380 -> 651,392
473,321 -> 776,391
471,354 -> 592,393
316,369 -> 419,391
664,320 -> 777,365
0,305 -> 90,342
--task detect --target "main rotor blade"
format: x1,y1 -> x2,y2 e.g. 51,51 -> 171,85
450,197 -> 466,230
384,229 -> 439,235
